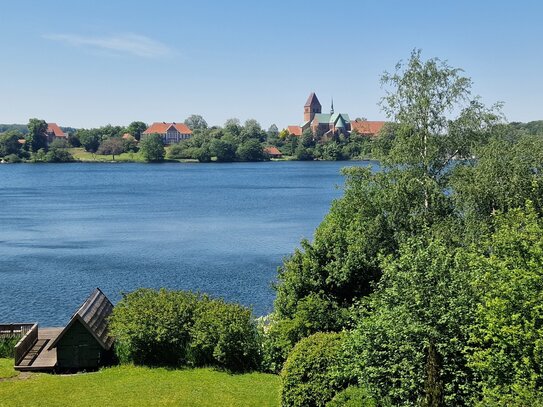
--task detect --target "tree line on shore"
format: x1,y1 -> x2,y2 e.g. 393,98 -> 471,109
0,116 -> 385,163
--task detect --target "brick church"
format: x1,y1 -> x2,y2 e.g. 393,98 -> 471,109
287,92 -> 384,138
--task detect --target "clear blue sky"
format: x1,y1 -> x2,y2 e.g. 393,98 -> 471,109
0,0 -> 541,129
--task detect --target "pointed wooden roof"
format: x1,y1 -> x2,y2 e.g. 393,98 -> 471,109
304,92 -> 321,108
49,288 -> 114,351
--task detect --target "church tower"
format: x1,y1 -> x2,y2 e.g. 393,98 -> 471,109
304,92 -> 322,123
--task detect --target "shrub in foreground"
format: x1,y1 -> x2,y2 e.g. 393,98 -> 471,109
326,386 -> 380,407
190,297 -> 261,372
281,332 -> 353,407
110,289 -> 198,366
109,288 -> 261,372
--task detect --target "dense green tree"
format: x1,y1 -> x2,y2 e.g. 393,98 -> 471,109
467,207 -> 543,405
26,118 -> 48,152
97,137 -> 125,160
347,237 -> 476,406
126,121 -> 148,141
269,50 -> 501,374
184,115 -> 208,131
45,148 -> 74,162
224,118 -> 242,137
77,129 -> 102,153
0,131 -> 22,157
210,138 -> 237,162
236,139 -> 266,161
139,134 -> 165,162
281,332 -> 353,407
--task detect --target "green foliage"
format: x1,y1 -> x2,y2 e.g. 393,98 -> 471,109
281,332 -> 353,407
0,337 -> 18,358
139,133 -> 165,162
3,153 -> 21,163
26,118 -> 48,152
184,114 -> 208,131
110,288 -> 261,372
468,207 -> 543,403
77,129 -> 102,153
97,137 -> 125,160
190,297 -> 261,372
236,139 -> 266,161
326,386 -> 380,407
210,138 -> 237,162
126,121 -> 147,141
110,289 -> 199,366
0,131 -> 22,157
452,134 -> 543,220
347,237 -> 477,406
45,148 -> 74,162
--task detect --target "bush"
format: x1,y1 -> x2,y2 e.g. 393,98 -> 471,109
139,134 -> 165,162
45,149 -> 74,162
109,288 -> 261,372
281,332 -> 353,407
190,297 -> 261,372
262,294 -> 349,373
4,153 -> 21,163
0,337 -> 18,358
326,386 -> 379,407
109,289 -> 199,366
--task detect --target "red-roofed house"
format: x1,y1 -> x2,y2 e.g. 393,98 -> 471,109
264,146 -> 282,158
142,122 -> 192,145
350,120 -> 386,137
45,123 -> 67,144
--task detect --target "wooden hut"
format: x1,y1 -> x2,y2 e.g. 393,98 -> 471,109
48,288 -> 114,370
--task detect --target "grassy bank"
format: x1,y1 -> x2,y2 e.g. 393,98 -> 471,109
0,359 -> 18,380
0,359 -> 280,406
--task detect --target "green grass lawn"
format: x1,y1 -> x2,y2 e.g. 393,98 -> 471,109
68,148 -> 146,162
0,359 -> 18,380
0,360 -> 280,407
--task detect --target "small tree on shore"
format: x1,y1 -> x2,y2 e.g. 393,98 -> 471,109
139,133 -> 165,162
97,137 -> 124,160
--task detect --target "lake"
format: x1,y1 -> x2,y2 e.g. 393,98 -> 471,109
0,161 -> 378,325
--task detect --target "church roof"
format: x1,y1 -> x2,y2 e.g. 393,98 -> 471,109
335,116 -> 346,128
313,113 -> 331,124
304,92 -> 321,108
330,113 -> 350,124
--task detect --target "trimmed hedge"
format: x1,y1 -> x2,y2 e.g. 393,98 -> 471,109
326,386 -> 379,407
281,332 -> 353,407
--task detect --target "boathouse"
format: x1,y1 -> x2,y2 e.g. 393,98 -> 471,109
12,288 -> 114,372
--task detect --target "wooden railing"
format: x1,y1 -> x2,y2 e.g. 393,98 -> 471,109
14,324 -> 38,366
0,323 -> 35,338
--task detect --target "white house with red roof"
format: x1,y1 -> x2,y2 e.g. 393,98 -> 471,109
142,122 -> 192,145
45,123 -> 67,144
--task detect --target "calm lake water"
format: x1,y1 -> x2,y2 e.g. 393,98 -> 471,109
0,161 -> 378,325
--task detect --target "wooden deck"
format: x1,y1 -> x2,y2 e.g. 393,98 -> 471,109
14,327 -> 63,372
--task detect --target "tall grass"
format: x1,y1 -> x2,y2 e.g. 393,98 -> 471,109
0,337 -> 18,358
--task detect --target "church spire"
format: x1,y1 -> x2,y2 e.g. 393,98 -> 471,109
330,97 -> 334,114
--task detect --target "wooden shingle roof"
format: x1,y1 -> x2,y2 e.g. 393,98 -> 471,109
49,288 -> 114,351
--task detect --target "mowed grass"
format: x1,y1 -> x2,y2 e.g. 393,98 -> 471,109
0,359 -> 18,379
0,360 -> 280,407
68,148 -> 146,162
